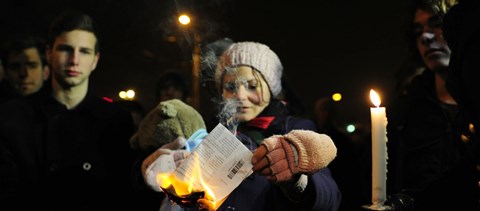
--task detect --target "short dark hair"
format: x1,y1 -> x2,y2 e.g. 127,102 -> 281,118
48,11 -> 100,53
1,35 -> 47,69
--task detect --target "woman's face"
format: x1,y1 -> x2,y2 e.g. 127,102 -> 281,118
413,8 -> 451,72
221,65 -> 271,122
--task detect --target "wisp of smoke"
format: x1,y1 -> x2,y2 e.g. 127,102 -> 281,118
200,38 -> 234,84
216,98 -> 240,133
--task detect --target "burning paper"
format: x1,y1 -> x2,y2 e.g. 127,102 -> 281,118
158,123 -> 253,209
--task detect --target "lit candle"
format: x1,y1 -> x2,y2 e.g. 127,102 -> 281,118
368,89 -> 389,210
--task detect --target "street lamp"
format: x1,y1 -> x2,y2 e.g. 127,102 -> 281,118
178,14 -> 191,25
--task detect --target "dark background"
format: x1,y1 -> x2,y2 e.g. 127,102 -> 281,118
1,0 -> 411,130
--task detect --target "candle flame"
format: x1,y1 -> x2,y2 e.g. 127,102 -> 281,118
370,89 -> 381,107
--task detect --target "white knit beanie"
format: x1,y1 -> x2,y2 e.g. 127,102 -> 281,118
215,41 -> 283,97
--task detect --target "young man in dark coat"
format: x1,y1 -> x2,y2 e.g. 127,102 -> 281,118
0,11 -> 140,210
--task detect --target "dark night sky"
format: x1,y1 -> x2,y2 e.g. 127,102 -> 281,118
1,0 -> 411,129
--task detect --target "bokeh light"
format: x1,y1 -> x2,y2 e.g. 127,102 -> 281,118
178,14 -> 191,25
332,93 -> 342,101
119,89 -> 136,100
346,124 -> 356,133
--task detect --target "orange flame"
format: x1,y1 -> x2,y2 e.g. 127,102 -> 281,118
370,89 -> 381,107
157,154 -> 223,209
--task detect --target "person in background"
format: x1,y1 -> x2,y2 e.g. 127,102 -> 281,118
114,99 -> 146,129
386,0 -> 480,210
443,0 -> 480,132
443,0 -> 480,207
0,11 -> 140,210
194,41 -> 341,210
313,96 -> 367,210
155,71 -> 190,104
0,35 -> 49,103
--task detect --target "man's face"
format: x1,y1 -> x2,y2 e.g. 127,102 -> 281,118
414,9 -> 451,72
5,47 -> 49,96
48,29 -> 99,88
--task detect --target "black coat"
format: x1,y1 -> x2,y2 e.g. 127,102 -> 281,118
386,70 -> 480,210
0,90 -> 139,210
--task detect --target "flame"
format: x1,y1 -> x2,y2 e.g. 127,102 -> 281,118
370,89 -> 381,107
157,153 -> 222,209
156,172 -> 173,188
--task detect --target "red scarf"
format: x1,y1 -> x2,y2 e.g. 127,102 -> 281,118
246,116 -> 276,129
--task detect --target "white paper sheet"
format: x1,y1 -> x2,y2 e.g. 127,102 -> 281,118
173,123 -> 254,202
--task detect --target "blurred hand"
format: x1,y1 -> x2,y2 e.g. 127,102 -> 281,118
161,136 -> 187,150
142,148 -> 173,178
172,149 -> 189,167
142,136 -> 188,178
141,148 -> 190,192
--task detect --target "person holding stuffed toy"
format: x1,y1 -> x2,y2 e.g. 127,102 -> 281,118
195,41 -> 341,211
136,42 -> 340,211
131,99 -> 209,210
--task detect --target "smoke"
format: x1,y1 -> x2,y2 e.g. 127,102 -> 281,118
200,48 -> 220,83
198,38 -> 238,134
200,37 -> 234,85
216,98 -> 241,133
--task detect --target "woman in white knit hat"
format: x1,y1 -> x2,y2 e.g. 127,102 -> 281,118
193,41 -> 341,211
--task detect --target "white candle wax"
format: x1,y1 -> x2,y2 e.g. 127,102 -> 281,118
370,106 -> 388,207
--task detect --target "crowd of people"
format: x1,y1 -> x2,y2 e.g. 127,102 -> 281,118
1,0 -> 479,210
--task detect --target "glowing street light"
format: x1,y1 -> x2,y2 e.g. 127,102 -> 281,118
178,14 -> 191,25
332,93 -> 342,101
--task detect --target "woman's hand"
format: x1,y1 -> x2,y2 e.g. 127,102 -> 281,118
252,130 -> 337,183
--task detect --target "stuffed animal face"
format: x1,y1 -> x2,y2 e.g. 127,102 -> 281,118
130,99 -> 206,152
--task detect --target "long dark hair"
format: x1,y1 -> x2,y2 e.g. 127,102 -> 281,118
404,0 -> 458,67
